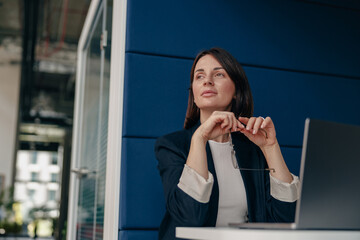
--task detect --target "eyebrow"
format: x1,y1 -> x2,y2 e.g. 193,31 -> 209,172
195,67 -> 224,73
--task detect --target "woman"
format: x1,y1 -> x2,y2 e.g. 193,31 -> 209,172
155,48 -> 299,240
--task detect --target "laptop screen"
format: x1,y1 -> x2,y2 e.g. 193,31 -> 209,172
296,118 -> 360,230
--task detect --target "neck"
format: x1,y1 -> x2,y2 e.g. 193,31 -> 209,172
213,133 -> 231,143
199,110 -> 212,124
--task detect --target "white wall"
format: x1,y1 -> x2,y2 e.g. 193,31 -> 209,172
0,38 -> 21,189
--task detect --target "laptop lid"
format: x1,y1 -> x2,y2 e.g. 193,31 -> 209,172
296,118 -> 360,230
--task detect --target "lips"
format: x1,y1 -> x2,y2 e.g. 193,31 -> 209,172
201,90 -> 217,96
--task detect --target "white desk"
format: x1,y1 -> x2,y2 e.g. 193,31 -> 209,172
176,227 -> 360,240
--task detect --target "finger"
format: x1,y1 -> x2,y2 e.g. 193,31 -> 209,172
229,113 -> 239,132
236,119 -> 245,131
245,117 -> 256,131
220,112 -> 236,132
220,115 -> 230,129
260,117 -> 276,140
238,116 -> 249,125
227,114 -> 234,131
259,128 -> 268,138
240,127 -> 255,141
261,116 -> 273,129
252,117 -> 264,134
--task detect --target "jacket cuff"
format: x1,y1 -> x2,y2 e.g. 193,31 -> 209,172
270,173 -> 300,202
177,164 -> 214,203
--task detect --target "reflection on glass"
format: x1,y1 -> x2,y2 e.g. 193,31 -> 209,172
75,2 -> 112,238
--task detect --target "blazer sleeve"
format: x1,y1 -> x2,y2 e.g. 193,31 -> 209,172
259,148 -> 297,222
155,134 -> 211,226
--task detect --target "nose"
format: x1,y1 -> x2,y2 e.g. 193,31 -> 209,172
203,76 -> 214,86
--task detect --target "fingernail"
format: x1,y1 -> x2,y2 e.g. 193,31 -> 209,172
253,130 -> 256,134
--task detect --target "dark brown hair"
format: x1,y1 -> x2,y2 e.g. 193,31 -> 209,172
184,47 -> 254,129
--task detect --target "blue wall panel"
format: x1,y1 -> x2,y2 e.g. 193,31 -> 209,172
281,147 -> 302,176
122,53 -> 192,137
126,0 -> 360,78
119,0 -> 360,238
248,67 -> 360,146
120,230 -> 158,240
122,54 -> 360,146
119,138 -> 165,229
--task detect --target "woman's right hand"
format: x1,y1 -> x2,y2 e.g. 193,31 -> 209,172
187,111 -> 244,179
194,111 -> 245,142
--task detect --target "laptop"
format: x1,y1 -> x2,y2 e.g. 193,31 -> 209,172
229,118 -> 360,230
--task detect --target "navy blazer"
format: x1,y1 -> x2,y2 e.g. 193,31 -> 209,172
155,123 -> 296,240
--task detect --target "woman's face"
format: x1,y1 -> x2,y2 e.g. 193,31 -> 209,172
192,54 -> 236,112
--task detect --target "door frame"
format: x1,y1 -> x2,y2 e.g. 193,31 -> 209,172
66,0 -> 127,239
103,0 -> 127,239
67,0 -> 102,239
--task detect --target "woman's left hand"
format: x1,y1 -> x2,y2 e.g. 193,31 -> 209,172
238,116 -> 278,148
239,116 -> 295,183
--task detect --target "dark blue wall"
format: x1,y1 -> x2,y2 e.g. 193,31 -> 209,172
119,0 -> 360,239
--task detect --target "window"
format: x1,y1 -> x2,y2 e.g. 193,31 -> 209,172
50,173 -> 58,183
31,172 -> 38,182
51,152 -> 58,165
31,151 -> 37,164
28,189 -> 36,200
48,190 -> 56,201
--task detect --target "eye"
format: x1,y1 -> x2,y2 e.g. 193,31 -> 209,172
215,72 -> 225,78
195,74 -> 205,80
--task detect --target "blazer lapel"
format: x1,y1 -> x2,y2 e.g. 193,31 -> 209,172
205,141 -> 219,226
231,133 -> 255,170
231,132 -> 265,221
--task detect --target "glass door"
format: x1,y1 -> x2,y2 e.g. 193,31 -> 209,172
67,0 -> 111,239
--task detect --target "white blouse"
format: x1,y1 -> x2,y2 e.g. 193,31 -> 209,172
209,140 -> 248,226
